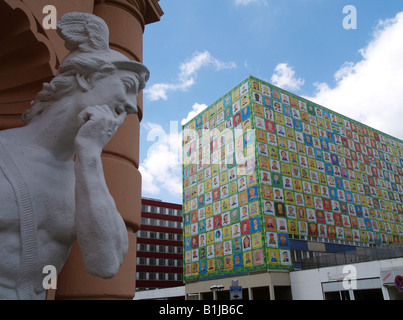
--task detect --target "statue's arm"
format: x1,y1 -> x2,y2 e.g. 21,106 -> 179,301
74,105 -> 128,278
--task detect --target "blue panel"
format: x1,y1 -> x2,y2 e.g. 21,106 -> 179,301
290,239 -> 308,250
325,243 -> 356,253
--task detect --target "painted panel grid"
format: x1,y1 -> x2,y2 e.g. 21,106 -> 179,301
182,76 -> 403,281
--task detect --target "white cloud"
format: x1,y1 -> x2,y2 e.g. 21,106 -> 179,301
271,63 -> 305,91
145,51 -> 236,101
139,122 -> 183,197
139,166 -> 159,194
235,0 -> 267,6
305,11 -> 403,139
181,103 -> 208,125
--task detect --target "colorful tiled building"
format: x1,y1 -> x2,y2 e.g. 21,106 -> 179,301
182,75 -> 403,282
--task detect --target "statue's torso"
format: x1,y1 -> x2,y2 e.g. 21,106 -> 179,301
0,141 -> 76,299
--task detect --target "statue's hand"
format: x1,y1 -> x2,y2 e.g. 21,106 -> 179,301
75,105 -> 126,154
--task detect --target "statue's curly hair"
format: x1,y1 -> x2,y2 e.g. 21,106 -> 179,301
22,57 -> 116,124
23,12 -> 148,124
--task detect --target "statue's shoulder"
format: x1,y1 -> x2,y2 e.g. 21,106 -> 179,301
0,127 -> 24,150
0,137 -> 19,216
0,129 -> 45,187
0,131 -> 29,170
0,131 -> 15,163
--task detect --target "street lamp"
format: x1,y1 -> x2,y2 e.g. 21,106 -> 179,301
210,285 -> 224,300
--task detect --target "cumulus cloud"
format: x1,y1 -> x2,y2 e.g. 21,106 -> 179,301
305,11 -> 403,139
145,51 -> 236,101
139,122 -> 183,197
271,63 -> 305,91
234,0 -> 268,5
181,103 -> 209,126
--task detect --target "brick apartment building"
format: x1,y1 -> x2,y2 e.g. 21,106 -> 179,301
136,198 -> 183,291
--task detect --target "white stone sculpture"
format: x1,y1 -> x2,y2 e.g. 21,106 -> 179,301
0,12 -> 149,299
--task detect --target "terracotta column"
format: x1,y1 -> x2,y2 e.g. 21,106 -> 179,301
55,0 -> 163,300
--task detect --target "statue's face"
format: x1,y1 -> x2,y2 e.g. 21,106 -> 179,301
81,69 -> 140,117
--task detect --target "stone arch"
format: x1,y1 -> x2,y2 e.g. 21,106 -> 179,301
0,0 -> 58,129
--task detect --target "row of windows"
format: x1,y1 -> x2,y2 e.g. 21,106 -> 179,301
137,272 -> 183,281
289,233 -> 370,247
142,204 -> 182,217
137,230 -> 183,242
290,235 -> 373,265
137,243 -> 183,254
141,217 -> 183,229
137,257 -> 183,267
292,249 -> 330,264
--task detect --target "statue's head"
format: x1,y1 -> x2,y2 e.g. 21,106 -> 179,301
23,12 -> 149,124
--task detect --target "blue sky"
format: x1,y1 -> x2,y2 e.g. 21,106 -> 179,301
138,0 -> 403,204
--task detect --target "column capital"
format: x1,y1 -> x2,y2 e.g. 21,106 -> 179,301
94,0 -> 163,30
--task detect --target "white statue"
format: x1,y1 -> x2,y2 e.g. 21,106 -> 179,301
0,12 -> 149,299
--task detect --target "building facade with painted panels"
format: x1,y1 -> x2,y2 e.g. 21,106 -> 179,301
181,75 -> 403,282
